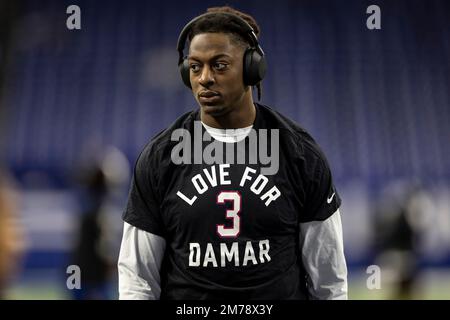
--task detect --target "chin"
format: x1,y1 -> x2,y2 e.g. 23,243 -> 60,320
200,103 -> 229,116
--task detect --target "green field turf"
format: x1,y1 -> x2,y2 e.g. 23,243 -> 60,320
4,268 -> 450,300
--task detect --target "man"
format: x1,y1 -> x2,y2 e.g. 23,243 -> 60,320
118,6 -> 347,300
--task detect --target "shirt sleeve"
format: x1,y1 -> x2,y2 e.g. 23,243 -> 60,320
299,209 -> 348,300
300,145 -> 341,222
118,222 -> 166,300
122,144 -> 166,237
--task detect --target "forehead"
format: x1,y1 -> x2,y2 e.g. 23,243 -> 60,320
188,33 -> 244,59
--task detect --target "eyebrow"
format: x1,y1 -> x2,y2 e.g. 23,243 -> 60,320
188,53 -> 232,61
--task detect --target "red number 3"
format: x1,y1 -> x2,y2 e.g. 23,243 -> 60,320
216,191 -> 241,238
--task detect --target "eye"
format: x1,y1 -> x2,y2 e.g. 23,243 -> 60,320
214,62 -> 228,71
190,64 -> 201,73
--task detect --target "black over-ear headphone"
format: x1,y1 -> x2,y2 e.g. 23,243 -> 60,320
176,12 -> 267,88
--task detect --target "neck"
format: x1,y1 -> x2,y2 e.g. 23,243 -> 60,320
200,94 -> 256,129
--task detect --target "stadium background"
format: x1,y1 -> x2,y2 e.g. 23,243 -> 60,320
0,0 -> 449,299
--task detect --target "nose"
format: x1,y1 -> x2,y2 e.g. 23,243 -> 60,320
198,66 -> 215,87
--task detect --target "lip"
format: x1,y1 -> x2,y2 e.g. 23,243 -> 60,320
198,91 -> 221,104
198,90 -> 220,98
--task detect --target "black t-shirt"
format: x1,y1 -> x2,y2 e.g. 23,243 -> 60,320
123,103 -> 341,300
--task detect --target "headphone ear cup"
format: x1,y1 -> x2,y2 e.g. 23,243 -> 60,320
179,58 -> 192,88
243,48 -> 267,86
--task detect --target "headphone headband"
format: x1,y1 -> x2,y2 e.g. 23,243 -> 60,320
177,12 -> 264,65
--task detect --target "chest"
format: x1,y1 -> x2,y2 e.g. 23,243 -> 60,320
159,162 -> 303,242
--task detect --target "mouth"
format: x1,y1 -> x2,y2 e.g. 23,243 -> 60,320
198,91 -> 221,104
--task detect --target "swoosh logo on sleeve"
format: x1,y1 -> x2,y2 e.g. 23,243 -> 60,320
327,193 -> 336,204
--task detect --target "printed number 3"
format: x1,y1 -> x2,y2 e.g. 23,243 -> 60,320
216,191 -> 241,238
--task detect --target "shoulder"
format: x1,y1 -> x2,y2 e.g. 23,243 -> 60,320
257,103 -> 329,165
135,109 -> 198,171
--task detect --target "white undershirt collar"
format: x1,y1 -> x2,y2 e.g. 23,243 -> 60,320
201,122 -> 253,143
